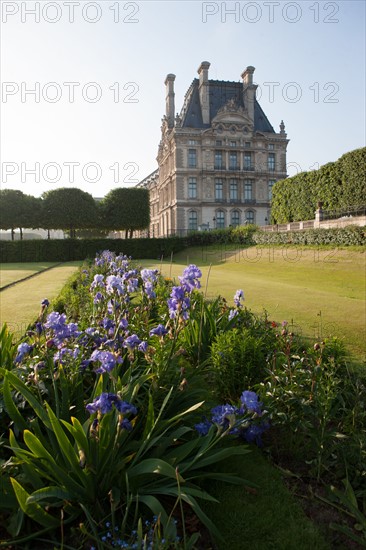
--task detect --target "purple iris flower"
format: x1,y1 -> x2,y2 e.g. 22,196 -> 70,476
149,324 -> 168,337
233,289 -> 244,308
178,264 -> 202,292
195,419 -> 212,436
211,404 -> 239,429
138,341 -> 148,353
90,274 -> 105,290
86,393 -> 137,417
15,342 -> 32,363
90,350 -> 119,373
123,334 -> 141,350
240,391 -> 263,415
106,275 -> 124,295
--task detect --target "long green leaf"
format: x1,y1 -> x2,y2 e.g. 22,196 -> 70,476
45,404 -> 82,473
23,430 -> 88,498
10,478 -> 59,528
62,416 -> 90,457
128,459 -> 184,482
188,445 -> 250,470
2,375 -> 28,431
142,392 -> 155,440
2,370 -> 49,426
26,486 -> 73,504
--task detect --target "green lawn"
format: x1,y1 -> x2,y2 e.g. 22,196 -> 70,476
0,262 -> 81,338
139,245 -> 366,363
204,447 -> 330,550
0,262 -> 58,288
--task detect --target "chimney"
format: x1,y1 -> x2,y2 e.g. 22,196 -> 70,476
241,66 -> 257,125
165,73 -> 176,128
197,61 -> 210,124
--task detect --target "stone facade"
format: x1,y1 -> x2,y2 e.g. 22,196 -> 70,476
138,62 -> 289,236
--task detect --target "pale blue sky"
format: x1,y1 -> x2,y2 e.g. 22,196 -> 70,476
1,0 -> 365,197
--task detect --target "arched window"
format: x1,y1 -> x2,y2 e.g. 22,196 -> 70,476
216,210 -> 225,229
188,210 -> 198,231
245,210 -> 255,224
231,210 -> 240,227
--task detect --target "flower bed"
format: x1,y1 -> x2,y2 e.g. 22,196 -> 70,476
0,250 -> 365,549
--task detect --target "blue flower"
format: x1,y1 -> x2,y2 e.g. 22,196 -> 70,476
241,421 -> 269,446
233,289 -> 244,308
149,324 -> 168,337
144,281 -> 156,299
141,268 -> 158,283
178,264 -> 202,292
106,275 -> 124,295
53,347 -> 80,365
15,342 -> 32,363
211,404 -> 239,429
123,334 -> 141,350
168,286 -> 190,320
138,341 -> 148,353
90,350 -> 119,373
240,390 -> 263,415
90,274 -> 105,290
195,418 -> 212,436
93,292 -> 104,304
86,393 -> 137,417
41,298 -> 49,307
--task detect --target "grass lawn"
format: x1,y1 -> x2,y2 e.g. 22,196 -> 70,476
139,245 -> 366,364
204,447 -> 330,550
0,262 -> 81,338
0,262 -> 58,288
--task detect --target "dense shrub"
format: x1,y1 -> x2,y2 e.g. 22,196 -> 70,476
210,327 -> 269,401
271,147 -> 366,223
254,225 -> 366,246
0,237 -> 186,263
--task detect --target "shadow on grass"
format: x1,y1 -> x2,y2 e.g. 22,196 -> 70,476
202,445 -> 331,550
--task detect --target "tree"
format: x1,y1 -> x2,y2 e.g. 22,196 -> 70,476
101,188 -> 150,238
0,189 -> 41,240
41,188 -> 98,238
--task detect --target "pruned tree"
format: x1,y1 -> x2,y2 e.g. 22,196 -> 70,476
0,189 -> 41,240
101,187 -> 150,238
41,187 -> 98,238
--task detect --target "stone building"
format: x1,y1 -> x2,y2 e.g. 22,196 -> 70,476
138,62 -> 289,237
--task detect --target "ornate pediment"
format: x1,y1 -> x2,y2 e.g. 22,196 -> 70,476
212,98 -> 252,129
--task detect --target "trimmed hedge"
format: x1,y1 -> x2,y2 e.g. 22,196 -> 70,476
0,237 -> 186,263
1,226 -> 364,263
271,147 -> 366,223
253,226 -> 366,246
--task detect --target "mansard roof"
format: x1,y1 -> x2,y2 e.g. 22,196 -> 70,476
179,78 -> 275,133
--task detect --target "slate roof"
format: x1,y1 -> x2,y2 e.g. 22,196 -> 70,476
179,79 -> 275,133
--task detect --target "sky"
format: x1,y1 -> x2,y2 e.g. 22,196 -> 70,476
1,0 -> 365,198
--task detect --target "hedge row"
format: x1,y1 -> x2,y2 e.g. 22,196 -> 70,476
0,237 -> 186,263
1,226 -> 364,263
253,225 -> 366,246
271,147 -> 366,223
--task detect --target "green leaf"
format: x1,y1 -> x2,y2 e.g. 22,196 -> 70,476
26,486 -> 73,504
142,392 -> 155,440
128,459 -> 184,482
45,404 -> 82,474
2,369 -> 49,426
62,416 -> 90,457
3,374 -> 28,431
22,430 -> 88,498
10,478 -> 59,528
